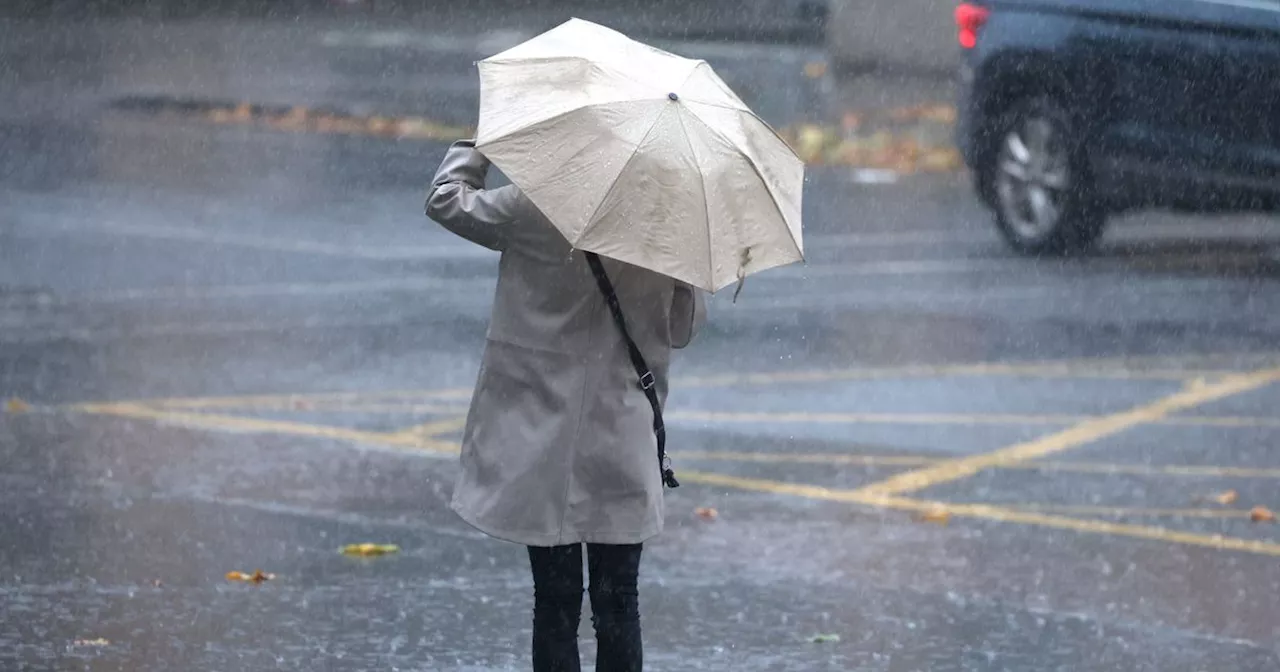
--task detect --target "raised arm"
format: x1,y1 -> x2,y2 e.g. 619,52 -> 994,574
425,140 -> 524,252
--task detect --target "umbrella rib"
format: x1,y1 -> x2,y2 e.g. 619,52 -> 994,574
675,106 -> 715,289
682,109 -> 804,262
683,100 -> 803,167
482,55 -> 677,102
678,62 -> 750,112
577,104 -> 670,248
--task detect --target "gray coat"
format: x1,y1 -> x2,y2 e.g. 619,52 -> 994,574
426,141 -> 706,547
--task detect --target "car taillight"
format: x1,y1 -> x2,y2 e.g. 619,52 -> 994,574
955,3 -> 990,49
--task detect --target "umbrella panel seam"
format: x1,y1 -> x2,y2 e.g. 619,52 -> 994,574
681,107 -> 804,264
477,97 -> 666,148
576,103 -> 672,249
674,105 -> 716,291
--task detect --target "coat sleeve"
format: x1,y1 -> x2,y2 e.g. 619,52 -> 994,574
425,140 -> 524,252
670,282 -> 707,349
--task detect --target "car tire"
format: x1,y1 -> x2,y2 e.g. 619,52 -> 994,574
983,97 -> 1106,255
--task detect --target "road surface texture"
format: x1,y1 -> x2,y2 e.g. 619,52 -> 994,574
3,7 -> 1280,672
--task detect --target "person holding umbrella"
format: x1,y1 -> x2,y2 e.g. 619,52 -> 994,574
425,19 -> 803,672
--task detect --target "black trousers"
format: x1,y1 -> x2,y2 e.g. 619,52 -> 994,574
527,543 -> 643,672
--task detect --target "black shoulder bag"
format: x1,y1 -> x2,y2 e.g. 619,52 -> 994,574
584,252 -> 680,489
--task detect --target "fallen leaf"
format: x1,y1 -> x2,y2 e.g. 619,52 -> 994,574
889,105 -> 926,122
694,507 -> 719,521
897,139 -> 922,161
73,638 -> 110,646
867,147 -> 901,169
340,543 -> 401,557
226,569 -> 275,584
802,61 -> 828,79
272,106 -> 311,131
919,104 -> 959,124
810,633 -> 841,643
915,507 -> 951,525
840,112 -> 862,132
793,124 -> 831,163
918,148 -> 963,172
1251,506 -> 1276,523
833,141 -> 866,165
1212,490 -> 1239,505
5,398 -> 31,414
366,116 -> 395,135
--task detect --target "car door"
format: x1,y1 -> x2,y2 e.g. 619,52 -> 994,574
1078,0 -> 1236,195
1202,0 -> 1280,197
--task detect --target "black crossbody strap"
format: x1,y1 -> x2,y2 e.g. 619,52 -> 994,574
584,252 -> 679,489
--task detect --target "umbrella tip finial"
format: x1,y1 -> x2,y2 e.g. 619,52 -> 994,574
668,92 -> 679,102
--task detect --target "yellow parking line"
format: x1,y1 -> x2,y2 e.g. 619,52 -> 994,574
678,362 -> 1216,389
853,368 -> 1280,497
384,417 -> 469,440
76,403 -> 461,454
170,401 -> 472,415
678,450 -> 1280,479
927,500 -> 1280,556
1031,461 -> 1280,479
671,410 -> 1087,426
1002,504 -> 1258,519
138,388 -> 473,410
680,451 -> 932,467
681,352 -> 1280,390
70,353 -> 1280,415
672,410 -> 1280,429
1165,415 -> 1280,429
282,402 -> 470,414
679,470 -> 1280,557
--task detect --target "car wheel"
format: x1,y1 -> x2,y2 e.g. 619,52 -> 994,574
985,97 -> 1105,255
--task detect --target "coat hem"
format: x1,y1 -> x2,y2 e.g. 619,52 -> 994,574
452,501 -> 662,547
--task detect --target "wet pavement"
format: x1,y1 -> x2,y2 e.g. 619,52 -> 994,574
4,7 -> 1280,672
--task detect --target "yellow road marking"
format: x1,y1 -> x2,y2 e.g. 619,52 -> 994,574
679,470 -> 871,503
1031,461 -> 1280,479
79,352 -> 1280,415
76,403 -> 461,454
681,351 -> 1280,389
271,402 -> 470,414
678,451 -> 1280,478
853,368 -> 1280,497
679,470 -> 1280,557
1165,415 -> 1280,429
678,362 -> 1216,389
680,451 -> 932,467
672,411 -> 1088,426
143,388 -> 473,410
383,417 -> 469,441
672,410 -> 1280,429
70,403 -> 1280,479
1002,504 -> 1258,519
155,401 -> 471,415
923,500 -> 1280,556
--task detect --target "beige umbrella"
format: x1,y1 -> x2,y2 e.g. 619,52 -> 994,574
475,18 -> 804,293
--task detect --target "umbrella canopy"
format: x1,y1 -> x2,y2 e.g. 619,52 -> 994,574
475,18 -> 804,293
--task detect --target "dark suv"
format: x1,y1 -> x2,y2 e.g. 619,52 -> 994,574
955,0 -> 1280,254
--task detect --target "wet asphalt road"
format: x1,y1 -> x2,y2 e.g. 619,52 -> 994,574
3,10 -> 1280,672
